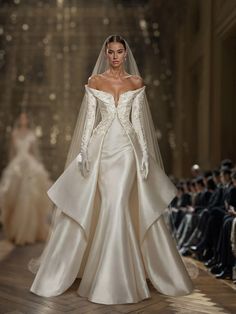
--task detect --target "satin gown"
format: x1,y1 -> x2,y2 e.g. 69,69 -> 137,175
30,86 -> 194,304
0,130 -> 52,245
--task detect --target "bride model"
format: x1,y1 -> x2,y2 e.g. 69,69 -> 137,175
0,112 -> 52,245
29,35 -> 194,304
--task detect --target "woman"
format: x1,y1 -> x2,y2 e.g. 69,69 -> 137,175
30,35 -> 194,304
0,112 -> 52,245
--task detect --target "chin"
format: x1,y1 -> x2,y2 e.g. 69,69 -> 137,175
112,63 -> 123,68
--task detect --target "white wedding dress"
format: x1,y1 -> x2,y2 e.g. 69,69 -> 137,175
30,85 -> 194,304
0,130 -> 52,245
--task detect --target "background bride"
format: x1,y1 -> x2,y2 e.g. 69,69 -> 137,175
0,112 -> 52,245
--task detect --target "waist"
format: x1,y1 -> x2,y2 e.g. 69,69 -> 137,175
93,115 -> 135,137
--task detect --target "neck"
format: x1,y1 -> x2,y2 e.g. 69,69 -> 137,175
107,66 -> 126,78
19,126 -> 28,131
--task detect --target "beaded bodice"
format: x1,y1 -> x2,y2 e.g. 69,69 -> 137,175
85,85 -> 145,136
13,131 -> 36,155
81,85 -> 148,158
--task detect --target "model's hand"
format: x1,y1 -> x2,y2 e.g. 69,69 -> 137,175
77,151 -> 90,177
141,152 -> 149,180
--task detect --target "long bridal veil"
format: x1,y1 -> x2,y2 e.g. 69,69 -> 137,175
65,35 -> 164,170
28,34 -> 198,280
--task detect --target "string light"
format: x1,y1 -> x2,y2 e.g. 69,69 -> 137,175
0,1 -> 176,176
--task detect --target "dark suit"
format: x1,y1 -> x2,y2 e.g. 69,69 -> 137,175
194,189 -> 212,213
215,186 -> 236,269
171,193 -> 192,230
201,182 -> 234,253
208,184 -> 224,210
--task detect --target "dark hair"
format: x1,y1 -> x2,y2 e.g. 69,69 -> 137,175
105,35 -> 126,51
195,176 -> 205,187
177,184 -> 184,193
184,179 -> 191,189
220,158 -> 233,169
213,169 -> 220,177
220,166 -> 232,176
207,177 -> 216,190
204,170 -> 212,178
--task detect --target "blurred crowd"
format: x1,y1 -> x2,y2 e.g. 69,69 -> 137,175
169,159 -> 236,283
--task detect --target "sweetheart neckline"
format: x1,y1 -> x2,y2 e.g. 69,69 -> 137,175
85,84 -> 146,107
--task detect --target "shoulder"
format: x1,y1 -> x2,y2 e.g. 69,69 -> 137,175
129,75 -> 145,89
87,74 -> 102,89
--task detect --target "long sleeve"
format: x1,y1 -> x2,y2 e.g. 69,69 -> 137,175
80,90 -> 97,155
131,90 -> 148,157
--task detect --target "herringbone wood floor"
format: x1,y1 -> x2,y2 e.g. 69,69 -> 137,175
0,240 -> 236,314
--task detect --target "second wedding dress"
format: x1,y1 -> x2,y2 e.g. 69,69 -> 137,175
30,36 -> 194,304
0,129 -> 52,245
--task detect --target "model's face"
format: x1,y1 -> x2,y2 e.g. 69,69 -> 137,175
191,185 -> 196,193
105,42 -> 127,67
177,189 -> 183,196
213,175 -> 220,184
220,172 -> 230,184
196,183 -> 203,192
19,113 -> 29,127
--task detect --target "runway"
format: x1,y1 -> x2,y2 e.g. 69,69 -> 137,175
0,237 -> 236,314
0,1 -> 236,313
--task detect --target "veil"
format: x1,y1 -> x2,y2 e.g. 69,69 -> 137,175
29,34 -> 197,279
65,35 -> 164,170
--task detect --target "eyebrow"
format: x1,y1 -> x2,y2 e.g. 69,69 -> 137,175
107,48 -> 124,51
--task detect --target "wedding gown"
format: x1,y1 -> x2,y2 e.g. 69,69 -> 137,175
0,130 -> 52,245
30,85 -> 194,304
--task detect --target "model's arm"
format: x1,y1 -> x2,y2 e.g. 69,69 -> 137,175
78,77 -> 97,177
131,77 -> 149,179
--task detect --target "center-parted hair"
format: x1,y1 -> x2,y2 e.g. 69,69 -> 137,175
105,35 -> 127,51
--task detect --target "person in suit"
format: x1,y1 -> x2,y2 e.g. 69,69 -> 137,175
192,167 -> 233,267
178,176 -> 213,253
169,183 -> 192,235
189,170 -> 224,256
212,170 -> 236,279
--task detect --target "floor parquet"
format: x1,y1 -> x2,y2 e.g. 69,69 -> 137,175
0,241 -> 236,314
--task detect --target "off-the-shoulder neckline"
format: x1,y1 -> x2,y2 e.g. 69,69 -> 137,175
84,84 -> 146,106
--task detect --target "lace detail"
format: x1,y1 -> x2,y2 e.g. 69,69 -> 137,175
131,91 -> 148,156
82,86 -> 146,144
92,101 -> 116,136
80,90 -> 97,154
117,101 -> 136,137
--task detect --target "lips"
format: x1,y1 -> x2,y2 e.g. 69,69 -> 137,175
113,61 -> 119,63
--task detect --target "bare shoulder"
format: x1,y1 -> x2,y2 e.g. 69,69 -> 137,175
129,75 -> 145,89
87,74 -> 102,89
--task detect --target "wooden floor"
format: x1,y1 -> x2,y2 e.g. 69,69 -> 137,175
0,239 -> 236,314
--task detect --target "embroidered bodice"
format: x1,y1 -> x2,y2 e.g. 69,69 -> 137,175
80,85 -> 148,158
13,131 -> 36,156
